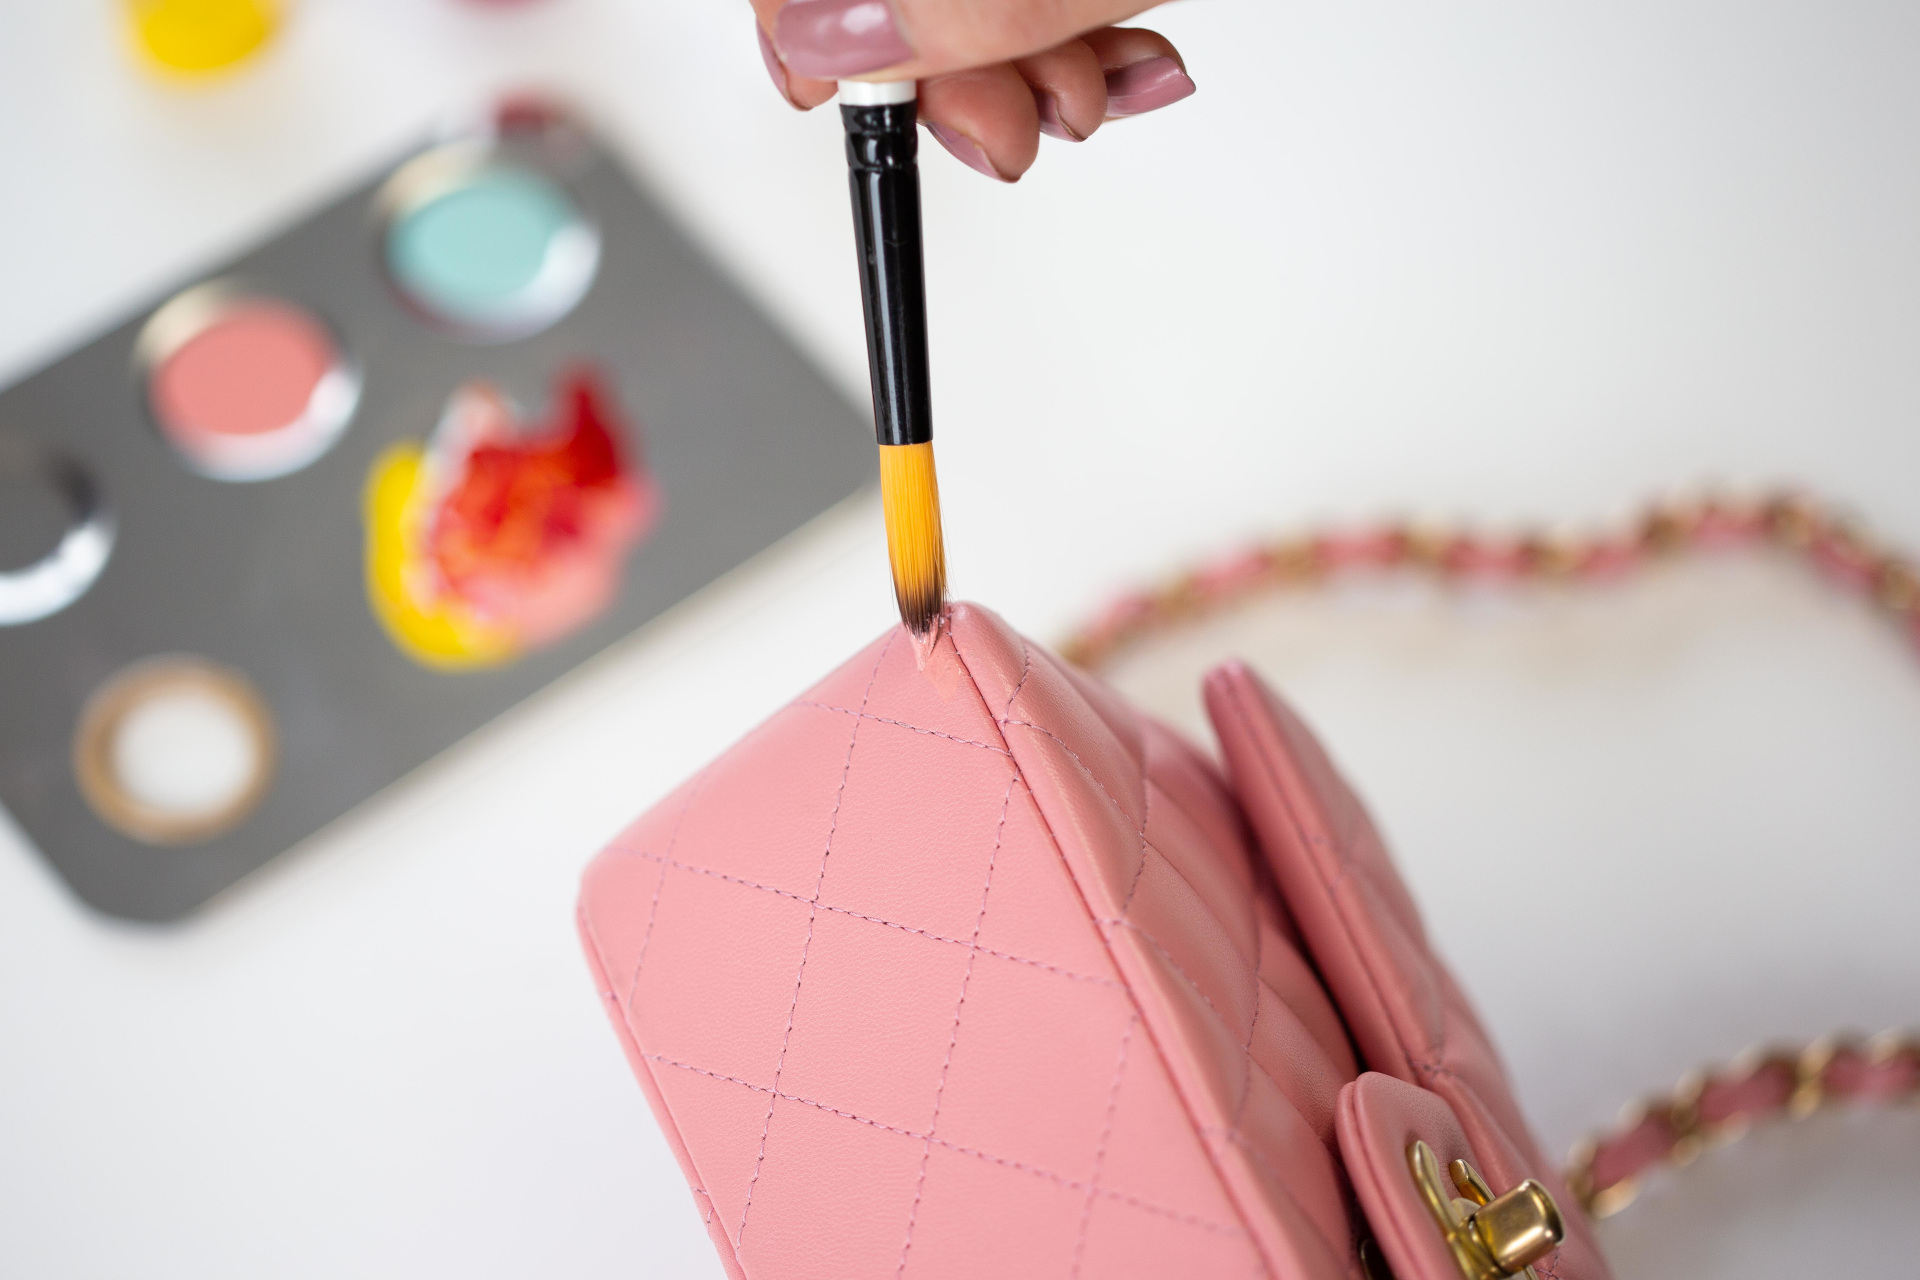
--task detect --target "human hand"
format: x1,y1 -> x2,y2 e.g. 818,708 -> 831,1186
752,0 -> 1195,182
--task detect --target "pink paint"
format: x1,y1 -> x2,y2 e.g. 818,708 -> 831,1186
149,302 -> 335,442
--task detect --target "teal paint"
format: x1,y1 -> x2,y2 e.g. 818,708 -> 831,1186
387,168 -> 581,326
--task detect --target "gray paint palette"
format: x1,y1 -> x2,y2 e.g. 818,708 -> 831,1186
0,107 -> 873,921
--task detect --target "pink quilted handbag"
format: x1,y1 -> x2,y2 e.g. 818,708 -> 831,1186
577,602 -> 1608,1280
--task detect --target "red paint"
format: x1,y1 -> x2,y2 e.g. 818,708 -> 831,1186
424,367 -> 656,646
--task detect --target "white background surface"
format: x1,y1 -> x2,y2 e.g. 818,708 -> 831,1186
2,0 -> 1917,1275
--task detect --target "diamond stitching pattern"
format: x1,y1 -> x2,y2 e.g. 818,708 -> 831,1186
981,634 -> 1360,1275
630,1051 -> 1236,1227
736,633 -> 893,1247
1070,1011 -> 1138,1276
579,607 -> 1367,1278
894,771 -> 1018,1276
1206,662 -> 1613,1280
606,845 -> 1121,988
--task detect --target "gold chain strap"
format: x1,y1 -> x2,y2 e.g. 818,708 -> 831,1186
1059,489 -> 1920,1218
1565,1033 -> 1920,1218
1058,490 -> 1919,671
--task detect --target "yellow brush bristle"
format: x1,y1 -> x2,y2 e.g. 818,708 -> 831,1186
878,442 -> 947,637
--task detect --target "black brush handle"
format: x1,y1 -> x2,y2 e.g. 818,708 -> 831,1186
842,100 -> 932,448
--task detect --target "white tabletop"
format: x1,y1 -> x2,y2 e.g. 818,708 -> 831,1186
2,1 -> 1916,1276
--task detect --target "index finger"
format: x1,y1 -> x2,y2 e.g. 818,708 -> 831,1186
760,0 -> 1167,81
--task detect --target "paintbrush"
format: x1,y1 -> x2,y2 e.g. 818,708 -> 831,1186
839,80 -> 947,643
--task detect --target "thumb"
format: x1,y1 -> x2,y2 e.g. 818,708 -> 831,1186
764,0 -> 1165,81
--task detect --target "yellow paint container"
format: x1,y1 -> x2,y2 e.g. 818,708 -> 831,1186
126,0 -> 281,75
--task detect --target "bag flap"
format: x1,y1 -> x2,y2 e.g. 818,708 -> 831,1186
1205,661 -> 1609,1280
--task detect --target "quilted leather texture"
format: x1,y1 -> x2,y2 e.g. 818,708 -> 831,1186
577,603 -> 1608,1279
1205,665 -> 1609,1280
1338,1074 -> 1505,1280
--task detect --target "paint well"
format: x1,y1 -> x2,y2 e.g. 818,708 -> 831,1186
0,467 -> 70,573
0,435 -> 113,627
112,684 -> 261,816
141,292 -> 359,482
151,302 -> 332,438
72,657 -> 276,845
384,165 -> 598,338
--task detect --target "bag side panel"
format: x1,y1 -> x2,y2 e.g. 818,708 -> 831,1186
579,615 -> 1279,1278
950,606 -> 1362,1280
578,895 -> 748,1280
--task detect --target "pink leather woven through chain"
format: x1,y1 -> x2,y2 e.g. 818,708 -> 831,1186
1566,1034 -> 1920,1217
1059,490 -> 1920,671
1060,488 -> 1920,1219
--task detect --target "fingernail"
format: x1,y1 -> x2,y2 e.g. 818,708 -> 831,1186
1034,91 -> 1082,142
756,23 -> 800,108
927,123 -> 1007,181
774,0 -> 912,79
1104,56 -> 1196,118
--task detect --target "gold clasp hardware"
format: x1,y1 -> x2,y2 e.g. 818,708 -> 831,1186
1407,1140 -> 1564,1280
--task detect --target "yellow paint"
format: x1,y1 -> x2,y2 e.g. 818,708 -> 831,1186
127,0 -> 280,75
362,444 -> 520,670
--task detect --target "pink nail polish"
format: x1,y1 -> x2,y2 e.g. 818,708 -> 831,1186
1035,91 -> 1082,142
756,23 -> 799,108
926,123 -> 1004,181
774,0 -> 912,79
1104,56 -> 1196,118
